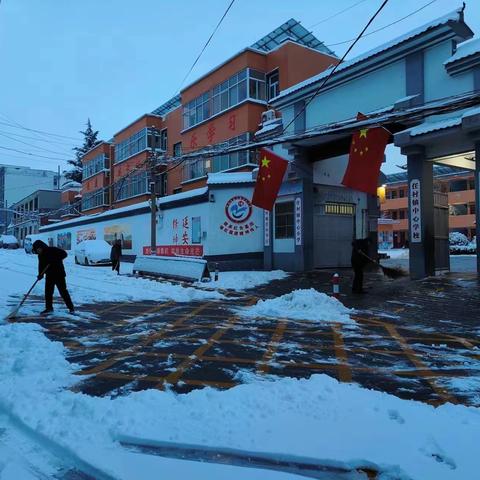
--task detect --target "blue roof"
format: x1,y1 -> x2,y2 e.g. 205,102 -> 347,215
151,94 -> 181,117
250,18 -> 336,57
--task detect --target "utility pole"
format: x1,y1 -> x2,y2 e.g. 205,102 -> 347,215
149,126 -> 158,256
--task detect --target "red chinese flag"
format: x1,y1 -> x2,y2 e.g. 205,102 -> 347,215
342,113 -> 390,195
252,148 -> 289,211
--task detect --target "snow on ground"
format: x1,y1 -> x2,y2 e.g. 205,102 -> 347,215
380,248 -> 409,259
381,251 -> 477,274
237,288 -> 355,325
0,322 -> 479,479
202,270 -> 288,290
0,250 -> 228,320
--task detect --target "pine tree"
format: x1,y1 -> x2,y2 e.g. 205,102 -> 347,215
65,119 -> 100,183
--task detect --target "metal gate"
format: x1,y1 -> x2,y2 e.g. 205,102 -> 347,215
313,202 -> 356,268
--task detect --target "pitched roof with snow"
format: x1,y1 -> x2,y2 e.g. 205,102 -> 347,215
273,8 -> 468,103
444,37 -> 480,64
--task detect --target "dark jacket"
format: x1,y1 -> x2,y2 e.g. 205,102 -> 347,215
351,239 -> 370,269
33,240 -> 67,278
110,243 -> 122,265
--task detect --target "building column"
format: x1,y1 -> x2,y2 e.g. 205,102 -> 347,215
407,147 -> 435,279
290,146 -> 313,271
475,141 -> 480,275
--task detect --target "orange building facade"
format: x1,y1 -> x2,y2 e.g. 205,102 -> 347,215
379,166 -> 476,249
80,20 -> 338,213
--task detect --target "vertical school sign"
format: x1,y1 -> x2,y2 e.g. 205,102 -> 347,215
409,179 -> 422,243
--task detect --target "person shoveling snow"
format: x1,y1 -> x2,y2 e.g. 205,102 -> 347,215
32,240 -> 75,315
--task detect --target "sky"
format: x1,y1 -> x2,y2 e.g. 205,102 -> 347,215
0,0 -> 479,175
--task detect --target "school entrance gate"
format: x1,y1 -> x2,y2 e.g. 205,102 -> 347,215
313,200 -> 356,268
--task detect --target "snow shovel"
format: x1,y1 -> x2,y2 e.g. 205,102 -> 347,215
359,251 -> 407,279
6,265 -> 50,320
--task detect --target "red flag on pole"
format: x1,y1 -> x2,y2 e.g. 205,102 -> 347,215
251,148 -> 289,211
341,113 -> 390,195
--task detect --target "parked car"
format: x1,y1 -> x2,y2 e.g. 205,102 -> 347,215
0,234 -> 20,249
24,234 -> 44,254
74,239 -> 112,266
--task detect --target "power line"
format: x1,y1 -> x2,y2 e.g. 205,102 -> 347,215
325,0 -> 438,47
0,129 -> 76,147
0,132 -> 74,157
0,120 -> 82,141
0,145 -> 73,162
178,0 -> 236,91
282,0 -> 391,135
309,0 -> 370,28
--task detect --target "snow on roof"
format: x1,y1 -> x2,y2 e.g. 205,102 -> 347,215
157,187 -> 208,205
407,106 -> 480,137
254,119 -> 283,137
274,8 -> 464,102
207,172 -> 254,185
444,37 -> 480,64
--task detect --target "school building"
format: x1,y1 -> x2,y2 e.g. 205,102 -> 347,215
378,166 -> 476,249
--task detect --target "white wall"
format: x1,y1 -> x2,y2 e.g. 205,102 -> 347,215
207,185 -> 263,256
306,61 -> 406,129
40,184 -> 264,258
424,40 -> 473,102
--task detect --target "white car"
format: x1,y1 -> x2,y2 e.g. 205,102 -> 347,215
0,234 -> 20,249
74,239 -> 112,266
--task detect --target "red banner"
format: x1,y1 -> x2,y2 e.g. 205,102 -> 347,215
143,245 -> 204,257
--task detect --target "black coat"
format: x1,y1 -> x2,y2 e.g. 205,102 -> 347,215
33,240 -> 67,278
110,243 -> 122,264
351,239 -> 370,269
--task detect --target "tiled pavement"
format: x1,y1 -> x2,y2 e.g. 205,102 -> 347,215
9,269 -> 480,406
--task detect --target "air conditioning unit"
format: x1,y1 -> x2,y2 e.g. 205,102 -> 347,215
261,109 -> 276,124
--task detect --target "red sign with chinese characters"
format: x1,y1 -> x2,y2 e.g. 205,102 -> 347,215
143,245 -> 204,256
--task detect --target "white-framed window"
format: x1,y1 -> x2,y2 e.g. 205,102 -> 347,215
275,201 -> 294,239
192,217 -> 201,244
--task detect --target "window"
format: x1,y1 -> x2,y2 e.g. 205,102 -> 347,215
248,69 -> 266,101
449,179 -> 468,192
449,204 -> 468,216
173,142 -> 182,157
192,217 -> 201,244
275,201 -> 294,239
266,69 -> 280,100
34,197 -> 38,210
160,129 -> 168,151
391,190 -> 398,199
182,69 -> 264,130
468,178 -> 475,190
324,203 -> 355,215
183,133 -> 254,181
114,171 -> 149,201
115,128 -> 161,164
392,211 -> 398,220
83,153 -> 109,179
399,209 -> 406,220
399,188 -> 405,198
469,203 -> 475,215
81,188 -> 110,211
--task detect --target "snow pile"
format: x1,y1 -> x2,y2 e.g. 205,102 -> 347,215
238,289 -> 354,325
0,321 -> 480,479
202,270 -> 288,291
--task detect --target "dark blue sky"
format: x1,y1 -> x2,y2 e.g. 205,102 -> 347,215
0,0 -> 478,173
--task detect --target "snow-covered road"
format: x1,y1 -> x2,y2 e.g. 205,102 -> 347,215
1,250 -> 480,479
